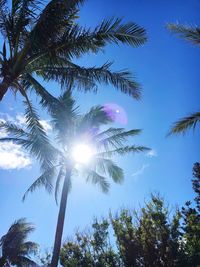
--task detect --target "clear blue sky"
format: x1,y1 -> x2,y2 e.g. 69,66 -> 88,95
0,0 -> 200,250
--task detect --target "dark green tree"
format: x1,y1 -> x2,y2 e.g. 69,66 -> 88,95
0,91 -> 149,267
58,166 -> 200,267
111,196 -> 185,267
61,195 -> 188,267
181,163 -> 200,266
0,218 -> 38,267
0,0 -> 147,101
60,219 -> 120,267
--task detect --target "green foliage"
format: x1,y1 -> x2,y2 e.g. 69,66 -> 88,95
167,23 -> 200,45
0,91 -> 148,266
0,0 -> 147,100
60,167 -> 200,267
0,91 -> 148,199
0,218 -> 38,267
60,219 -> 120,267
192,163 -> 200,212
168,111 -> 200,135
111,196 -> 186,267
167,23 -> 200,136
181,163 -> 200,266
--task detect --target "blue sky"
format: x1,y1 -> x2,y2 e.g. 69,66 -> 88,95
0,0 -> 200,250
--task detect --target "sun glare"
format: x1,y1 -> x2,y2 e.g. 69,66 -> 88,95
72,144 -> 94,164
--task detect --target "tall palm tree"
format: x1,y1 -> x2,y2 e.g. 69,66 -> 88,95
0,91 -> 149,267
167,23 -> 200,135
0,218 -> 38,267
0,0 -> 147,101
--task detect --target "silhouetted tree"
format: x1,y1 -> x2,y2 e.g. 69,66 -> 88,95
0,218 -> 38,267
0,0 -> 147,101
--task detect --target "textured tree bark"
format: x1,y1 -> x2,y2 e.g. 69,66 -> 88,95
50,169 -> 71,267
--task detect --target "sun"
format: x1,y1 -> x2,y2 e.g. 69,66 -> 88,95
72,143 -> 94,164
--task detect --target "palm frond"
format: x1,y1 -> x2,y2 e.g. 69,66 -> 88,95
14,255 -> 38,266
0,218 -> 38,266
96,128 -> 142,150
30,17 -> 146,62
51,90 -> 79,144
0,218 -> 35,248
84,169 -> 110,193
168,111 -> 200,135
20,241 -> 38,255
167,23 -> 200,45
0,121 -> 29,138
94,127 -> 127,140
22,165 -> 60,201
23,74 -> 60,114
27,17 -> 146,66
30,0 -> 84,49
36,62 -> 141,99
23,99 -> 56,170
0,1 -> 9,38
0,137 -> 32,149
97,145 -> 150,158
77,106 -> 111,136
94,18 -> 147,47
93,157 -> 124,184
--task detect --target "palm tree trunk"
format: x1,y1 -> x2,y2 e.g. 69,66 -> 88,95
50,169 -> 71,267
0,77 -> 10,101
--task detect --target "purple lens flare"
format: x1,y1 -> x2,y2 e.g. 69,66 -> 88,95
103,103 -> 128,125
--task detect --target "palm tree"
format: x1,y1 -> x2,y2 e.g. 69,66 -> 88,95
0,91 -> 149,267
167,23 -> 200,135
0,0 -> 147,102
0,218 -> 38,267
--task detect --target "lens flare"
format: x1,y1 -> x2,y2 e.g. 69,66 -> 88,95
72,144 -> 94,164
103,103 -> 127,125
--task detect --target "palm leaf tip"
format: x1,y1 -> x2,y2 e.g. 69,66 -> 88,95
97,18 -> 147,47
86,170 -> 110,193
167,23 -> 200,45
168,111 -> 200,135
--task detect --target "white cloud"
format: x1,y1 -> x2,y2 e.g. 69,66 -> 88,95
0,129 -> 7,138
0,112 -> 52,170
132,164 -> 149,177
16,114 -> 27,125
39,120 -> 52,132
0,142 -> 31,170
146,149 -> 157,158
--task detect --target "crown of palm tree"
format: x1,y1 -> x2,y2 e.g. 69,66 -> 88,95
0,90 -> 149,201
0,218 -> 38,267
0,91 -> 149,266
0,0 -> 147,101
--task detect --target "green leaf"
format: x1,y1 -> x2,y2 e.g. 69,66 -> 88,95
97,145 -> 150,158
85,169 -> 110,193
167,23 -> 200,45
168,111 -> 200,135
